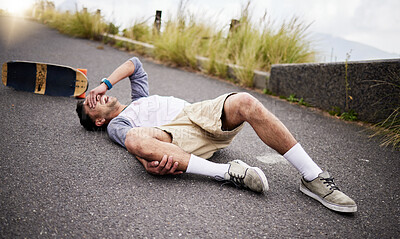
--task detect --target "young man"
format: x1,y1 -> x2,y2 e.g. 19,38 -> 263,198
76,57 -> 357,213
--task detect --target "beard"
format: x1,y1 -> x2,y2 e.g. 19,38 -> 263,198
103,97 -> 118,116
95,96 -> 119,119
106,96 -> 117,108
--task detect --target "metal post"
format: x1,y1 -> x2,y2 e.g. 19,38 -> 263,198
230,19 -> 240,32
154,10 -> 162,33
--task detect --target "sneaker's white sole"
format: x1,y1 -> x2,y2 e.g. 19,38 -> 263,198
233,160 -> 269,192
251,167 -> 269,192
300,183 -> 357,213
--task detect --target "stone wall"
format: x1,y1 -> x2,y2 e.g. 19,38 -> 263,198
269,59 -> 400,123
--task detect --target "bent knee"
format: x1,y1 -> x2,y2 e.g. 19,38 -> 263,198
234,93 -> 260,117
236,92 -> 257,105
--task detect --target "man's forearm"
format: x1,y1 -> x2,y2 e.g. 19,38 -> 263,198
125,128 -> 191,171
87,60 -> 136,108
104,60 -> 135,87
136,155 -> 183,175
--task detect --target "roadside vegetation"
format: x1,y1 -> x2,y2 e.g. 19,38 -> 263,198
372,107 -> 400,149
2,0 -> 398,150
369,73 -> 400,150
26,0 -> 108,40
24,0 -> 315,87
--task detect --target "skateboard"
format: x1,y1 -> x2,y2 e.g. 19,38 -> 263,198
2,61 -> 88,97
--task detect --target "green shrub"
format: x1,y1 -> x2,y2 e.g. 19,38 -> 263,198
153,19 -> 213,69
123,20 -> 152,43
258,17 -> 315,71
107,22 -> 119,35
227,15 -> 262,87
30,1 -> 107,40
201,32 -> 229,78
340,110 -> 358,121
62,9 -> 106,40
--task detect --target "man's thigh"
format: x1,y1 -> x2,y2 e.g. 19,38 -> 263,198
157,93 -> 244,159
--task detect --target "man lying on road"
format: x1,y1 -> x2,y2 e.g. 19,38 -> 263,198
76,57 -> 357,213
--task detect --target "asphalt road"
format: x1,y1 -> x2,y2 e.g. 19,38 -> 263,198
1,16 -> 399,238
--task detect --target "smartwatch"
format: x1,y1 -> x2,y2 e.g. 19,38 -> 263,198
101,78 -> 112,90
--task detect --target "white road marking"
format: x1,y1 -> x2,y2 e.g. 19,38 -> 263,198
256,153 -> 289,165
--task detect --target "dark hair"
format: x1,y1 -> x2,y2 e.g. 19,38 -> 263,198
76,101 -> 107,131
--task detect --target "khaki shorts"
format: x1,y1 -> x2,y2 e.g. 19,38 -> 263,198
156,93 -> 244,159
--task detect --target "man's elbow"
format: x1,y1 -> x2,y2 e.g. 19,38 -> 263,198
124,60 -> 135,76
125,129 -> 147,157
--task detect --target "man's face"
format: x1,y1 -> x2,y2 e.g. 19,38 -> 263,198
84,95 -> 118,120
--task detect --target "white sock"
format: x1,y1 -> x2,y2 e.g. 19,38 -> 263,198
186,154 -> 229,178
283,143 -> 323,181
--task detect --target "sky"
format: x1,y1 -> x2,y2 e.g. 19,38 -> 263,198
1,0 -> 399,55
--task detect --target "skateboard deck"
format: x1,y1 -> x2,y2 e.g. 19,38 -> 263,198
2,61 -> 88,97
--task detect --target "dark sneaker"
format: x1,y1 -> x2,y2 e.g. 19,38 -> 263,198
300,171 -> 357,213
220,160 -> 269,193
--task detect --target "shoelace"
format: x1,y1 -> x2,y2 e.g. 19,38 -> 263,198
227,173 -> 245,188
214,172 -> 246,189
320,177 -> 340,191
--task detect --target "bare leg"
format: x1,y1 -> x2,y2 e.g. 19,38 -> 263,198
125,127 -> 190,171
222,93 -> 297,155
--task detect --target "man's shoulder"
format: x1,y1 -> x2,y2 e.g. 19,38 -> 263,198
109,111 -> 131,127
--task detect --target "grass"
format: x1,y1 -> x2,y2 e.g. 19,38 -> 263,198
26,0 -> 315,87
340,110 -> 358,121
226,13 -> 262,86
329,107 -> 358,121
369,72 -> 400,150
258,17 -> 315,71
201,32 -> 230,78
64,10 -> 105,40
122,19 -> 152,43
153,19 -> 213,69
197,2 -> 315,86
145,0 -> 314,86
151,1 -> 218,70
371,107 -> 400,149
28,0 -> 107,40
286,94 -> 311,107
